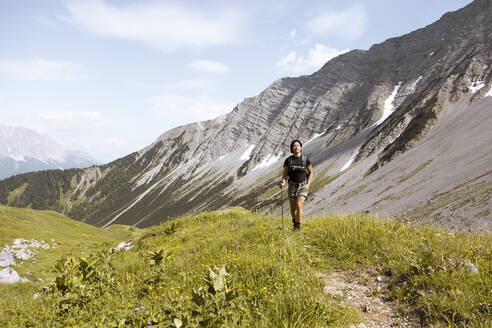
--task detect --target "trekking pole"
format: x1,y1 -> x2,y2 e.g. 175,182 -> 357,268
280,185 -> 284,230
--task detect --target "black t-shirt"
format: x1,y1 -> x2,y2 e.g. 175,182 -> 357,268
284,155 -> 311,183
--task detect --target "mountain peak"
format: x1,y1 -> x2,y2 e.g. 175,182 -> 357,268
0,125 -> 100,180
0,1 -> 490,231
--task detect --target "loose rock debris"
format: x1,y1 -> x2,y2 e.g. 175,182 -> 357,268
321,269 -> 421,327
0,238 -> 53,284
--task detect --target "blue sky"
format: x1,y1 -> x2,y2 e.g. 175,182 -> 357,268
0,0 -> 473,163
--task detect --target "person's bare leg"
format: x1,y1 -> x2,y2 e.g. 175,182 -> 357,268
289,198 -> 297,221
296,196 -> 306,224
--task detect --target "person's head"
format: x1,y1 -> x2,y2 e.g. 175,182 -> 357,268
290,139 -> 302,153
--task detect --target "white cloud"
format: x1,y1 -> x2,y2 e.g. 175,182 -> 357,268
104,138 -> 125,148
187,60 -> 230,74
276,44 -> 349,74
306,4 -> 368,40
149,93 -> 235,125
63,0 -> 247,51
38,111 -> 102,122
0,59 -> 87,81
277,52 -> 297,69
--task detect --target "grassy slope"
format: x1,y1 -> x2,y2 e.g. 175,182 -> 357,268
0,205 -> 143,322
0,204 -> 128,261
0,207 -> 490,327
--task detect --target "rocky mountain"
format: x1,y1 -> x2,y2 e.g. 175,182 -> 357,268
0,0 -> 491,231
0,126 -> 99,180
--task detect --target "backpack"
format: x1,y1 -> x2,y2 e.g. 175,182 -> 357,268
287,155 -> 308,177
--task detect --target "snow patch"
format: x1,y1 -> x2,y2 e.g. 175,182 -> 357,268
429,52 -> 434,56
485,87 -> 492,98
239,145 -> 255,161
306,132 -> 323,144
9,155 -> 26,162
340,148 -> 360,172
336,124 -> 342,130
252,153 -> 282,171
372,82 -> 402,127
412,75 -> 422,88
32,156 -> 49,165
218,155 -> 225,161
469,81 -> 485,93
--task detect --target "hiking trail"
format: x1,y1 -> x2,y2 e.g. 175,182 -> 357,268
320,269 -> 422,327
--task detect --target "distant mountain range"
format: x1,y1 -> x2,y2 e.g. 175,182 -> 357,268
0,0 -> 490,231
0,126 -> 100,180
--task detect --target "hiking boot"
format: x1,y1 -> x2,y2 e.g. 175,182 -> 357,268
294,222 -> 301,230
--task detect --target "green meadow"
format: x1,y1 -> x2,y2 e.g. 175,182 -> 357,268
0,206 -> 490,327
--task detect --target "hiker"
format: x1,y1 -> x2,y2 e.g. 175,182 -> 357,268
279,139 -> 313,230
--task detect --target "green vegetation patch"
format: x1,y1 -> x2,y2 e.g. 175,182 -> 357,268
368,97 -> 442,174
308,160 -> 338,195
6,183 -> 28,204
398,159 -> 433,184
0,205 -> 122,276
103,224 -> 144,241
306,215 -> 492,327
0,207 -> 490,327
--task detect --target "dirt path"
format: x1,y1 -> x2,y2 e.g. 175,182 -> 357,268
321,269 -> 422,327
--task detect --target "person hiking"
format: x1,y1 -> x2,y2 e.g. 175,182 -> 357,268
279,139 -> 313,230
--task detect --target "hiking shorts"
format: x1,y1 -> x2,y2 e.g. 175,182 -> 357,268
288,181 -> 308,199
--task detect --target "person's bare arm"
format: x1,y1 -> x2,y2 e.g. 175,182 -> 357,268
279,166 -> 288,187
307,164 -> 314,188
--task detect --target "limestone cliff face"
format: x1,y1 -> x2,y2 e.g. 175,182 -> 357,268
140,0 -> 491,178
1,0 -> 491,230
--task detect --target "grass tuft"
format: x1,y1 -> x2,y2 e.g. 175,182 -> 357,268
0,206 -> 490,327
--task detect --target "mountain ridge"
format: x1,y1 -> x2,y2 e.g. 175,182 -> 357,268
0,0 -> 490,230
0,125 -> 100,180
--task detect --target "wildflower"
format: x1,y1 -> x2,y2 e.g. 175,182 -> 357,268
134,308 -> 140,311
141,307 -> 146,310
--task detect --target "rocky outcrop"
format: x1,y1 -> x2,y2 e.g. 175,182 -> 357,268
0,0 -> 490,230
137,0 -> 491,178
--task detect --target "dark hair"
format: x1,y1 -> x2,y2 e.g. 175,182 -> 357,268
290,139 -> 302,153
